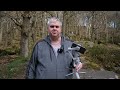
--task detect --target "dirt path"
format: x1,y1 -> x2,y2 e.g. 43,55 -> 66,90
73,69 -> 119,79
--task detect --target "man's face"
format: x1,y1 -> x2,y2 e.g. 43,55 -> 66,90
48,20 -> 61,37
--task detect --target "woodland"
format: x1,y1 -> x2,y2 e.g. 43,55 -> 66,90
0,11 -> 120,79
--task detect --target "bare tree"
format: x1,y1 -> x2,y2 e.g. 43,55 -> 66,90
4,11 -> 32,57
0,18 -> 3,45
20,11 -> 31,57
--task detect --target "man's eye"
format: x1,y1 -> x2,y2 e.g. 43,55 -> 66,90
50,26 -> 59,28
56,26 -> 59,28
50,26 -> 54,28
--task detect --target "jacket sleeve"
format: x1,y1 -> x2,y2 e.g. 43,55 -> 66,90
26,44 -> 38,79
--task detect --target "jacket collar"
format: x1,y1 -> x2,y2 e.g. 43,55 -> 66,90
44,35 -> 69,52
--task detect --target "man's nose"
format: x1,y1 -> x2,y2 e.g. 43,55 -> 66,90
53,27 -> 57,29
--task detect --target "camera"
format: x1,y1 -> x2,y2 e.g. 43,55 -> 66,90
69,43 -> 86,54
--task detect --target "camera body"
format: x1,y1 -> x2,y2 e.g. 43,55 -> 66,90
71,43 -> 86,54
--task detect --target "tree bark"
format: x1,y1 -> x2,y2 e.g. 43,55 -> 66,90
20,11 -> 31,57
0,21 -> 3,44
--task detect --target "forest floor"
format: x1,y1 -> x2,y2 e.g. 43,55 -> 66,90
0,54 -> 119,79
0,55 -> 27,79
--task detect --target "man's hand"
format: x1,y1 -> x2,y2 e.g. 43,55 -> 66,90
74,62 -> 82,72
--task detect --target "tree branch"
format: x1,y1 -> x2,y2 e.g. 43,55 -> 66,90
10,17 -> 22,29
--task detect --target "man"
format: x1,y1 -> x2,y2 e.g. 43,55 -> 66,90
26,17 -> 82,79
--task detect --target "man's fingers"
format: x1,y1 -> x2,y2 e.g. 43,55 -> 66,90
75,63 -> 82,72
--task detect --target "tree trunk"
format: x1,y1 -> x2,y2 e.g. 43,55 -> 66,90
0,22 -> 3,44
20,31 -> 29,57
62,12 -> 66,36
20,11 -> 31,58
42,12 -> 47,39
4,21 -> 9,48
